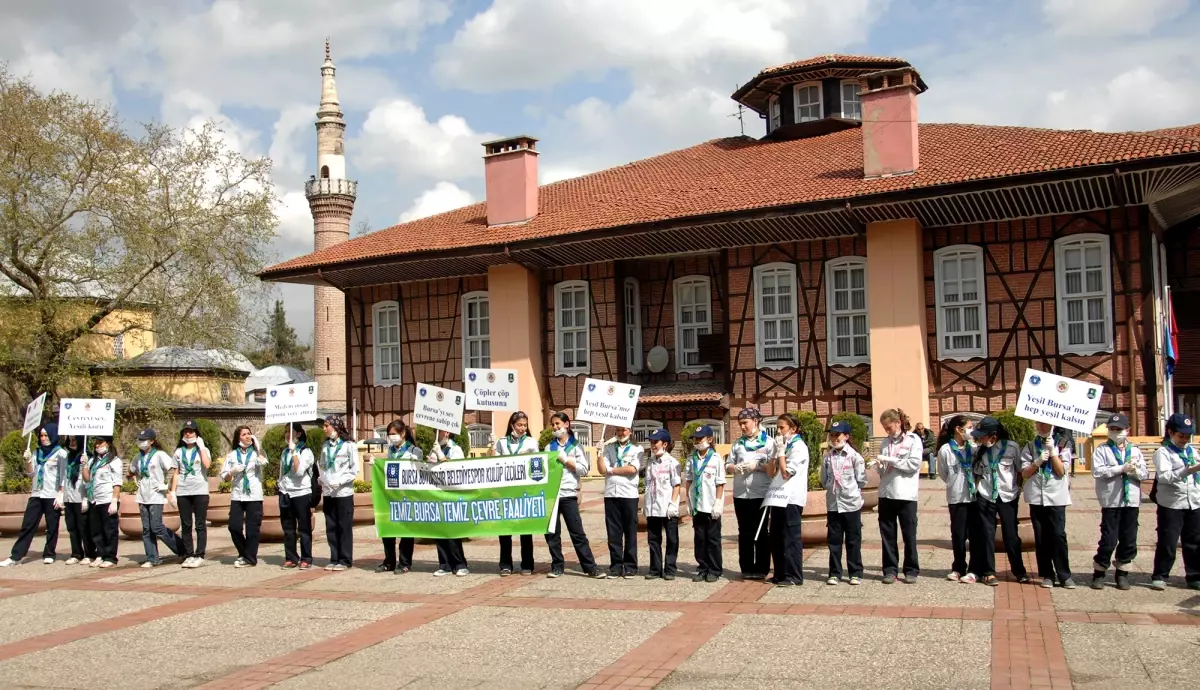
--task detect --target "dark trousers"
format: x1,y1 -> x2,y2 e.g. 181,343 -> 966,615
1029,504 -> 1072,581
769,504 -> 803,583
646,516 -> 679,577
436,539 -> 467,571
604,497 -> 639,575
975,497 -> 1027,578
176,494 -> 209,558
948,502 -> 977,576
279,492 -> 313,563
228,500 -> 263,565
64,502 -> 93,560
1094,506 -> 1139,572
323,495 -> 354,566
139,503 -> 180,563
87,505 -> 119,563
733,497 -> 770,576
1152,505 -> 1200,583
9,497 -> 61,560
382,537 -> 415,569
545,496 -> 597,572
692,512 -> 723,576
499,535 -> 534,571
827,510 -> 863,578
878,498 -> 920,577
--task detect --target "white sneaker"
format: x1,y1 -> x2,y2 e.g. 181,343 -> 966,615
88,558 -> 100,568
455,568 -> 469,577
65,557 -> 80,565
191,557 -> 204,568
180,557 -> 194,568
826,576 -> 839,586
433,569 -> 452,577
0,558 -> 16,567
848,577 -> 861,586
234,558 -> 245,567
141,561 -> 155,569
99,561 -> 115,569
961,573 -> 978,584
947,571 -> 961,582
43,557 -> 54,565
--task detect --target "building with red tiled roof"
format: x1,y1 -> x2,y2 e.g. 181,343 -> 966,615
263,55 -> 1200,448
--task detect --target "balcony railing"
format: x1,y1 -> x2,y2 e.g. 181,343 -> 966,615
305,178 -> 358,198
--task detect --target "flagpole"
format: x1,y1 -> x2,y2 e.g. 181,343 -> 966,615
1165,284 -> 1175,419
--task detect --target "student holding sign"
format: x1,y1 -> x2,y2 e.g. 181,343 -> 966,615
0,422 -> 67,567
62,435 -> 94,565
368,420 -> 421,575
278,422 -> 317,570
766,413 -> 808,587
319,415 -> 358,571
543,412 -> 604,579
174,420 -> 212,568
129,429 -> 184,568
493,411 -> 538,576
429,428 -> 470,576
221,426 -> 267,568
971,417 -> 1029,586
821,420 -> 866,586
727,408 -> 775,581
81,436 -> 122,567
685,425 -> 724,582
872,408 -> 923,584
643,428 -> 681,580
1019,424 -> 1075,589
599,425 -> 643,578
1150,413 -> 1200,591
936,415 -> 979,583
1089,413 -> 1145,590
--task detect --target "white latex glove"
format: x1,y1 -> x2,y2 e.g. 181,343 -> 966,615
195,437 -> 207,451
167,491 -> 177,508
713,500 -> 724,521
667,502 -> 680,519
23,449 -> 32,461
53,492 -> 64,510
365,454 -> 375,466
605,466 -> 614,477
1035,452 -> 1048,467
738,461 -> 756,474
287,438 -> 296,452
107,502 -> 118,516
81,499 -> 89,513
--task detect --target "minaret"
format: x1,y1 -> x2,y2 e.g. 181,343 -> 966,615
307,38 -> 355,412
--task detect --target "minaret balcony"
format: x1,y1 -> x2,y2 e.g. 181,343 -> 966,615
305,178 -> 357,199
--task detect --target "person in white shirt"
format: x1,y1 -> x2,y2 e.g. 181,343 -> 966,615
821,420 -> 866,585
1151,413 -> 1200,591
684,425 -> 725,582
428,429 -> 470,577
492,411 -> 539,576
61,435 -> 92,565
278,422 -> 316,570
220,426 -> 266,568
643,428 -> 681,580
971,416 -> 1030,586
80,436 -> 122,568
174,420 -> 212,568
727,408 -> 775,581
872,408 -> 923,584
1090,412 -> 1145,590
598,425 -> 643,578
1019,423 -> 1075,589
0,422 -> 67,567
936,415 -> 979,583
767,412 -> 808,587
128,428 -> 183,568
543,412 -> 604,579
366,420 -> 421,574
319,415 -> 358,571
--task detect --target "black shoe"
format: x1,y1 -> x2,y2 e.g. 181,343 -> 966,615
548,568 -> 563,578
881,574 -> 896,584
375,562 -> 395,573
776,580 -> 795,587
587,570 -> 608,579
705,573 -> 720,583
394,566 -> 410,575
645,572 -> 662,580
664,573 -> 676,581
693,573 -> 707,582
901,574 -> 918,585
1116,571 -> 1131,591
1091,572 -> 1106,590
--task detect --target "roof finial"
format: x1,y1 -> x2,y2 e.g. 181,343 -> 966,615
325,37 -> 331,61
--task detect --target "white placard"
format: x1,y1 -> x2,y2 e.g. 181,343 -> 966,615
575,378 -> 641,428
58,398 -> 116,436
464,368 -> 518,411
1015,368 -> 1103,434
414,382 -> 465,434
23,393 -> 47,436
265,382 -> 319,425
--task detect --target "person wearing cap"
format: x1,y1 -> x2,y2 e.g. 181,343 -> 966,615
220,426 -> 266,567
278,422 -> 316,570
1150,412 -> 1200,591
643,427 -> 681,580
543,412 -> 601,579
1090,412 -> 1145,590
493,411 -> 539,576
766,412 -> 808,586
727,408 -> 775,580
366,420 -> 420,574
971,416 -> 1029,586
429,428 -> 471,577
685,424 -> 725,582
174,420 -> 212,568
873,408 -> 923,584
80,436 -> 122,567
61,434 -> 93,565
598,425 -> 643,578
821,419 -> 866,585
0,422 -> 67,567
319,415 -> 358,571
129,428 -> 183,568
1019,423 -> 1075,589
935,415 -> 980,583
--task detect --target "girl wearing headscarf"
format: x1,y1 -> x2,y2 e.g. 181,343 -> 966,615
598,424 -> 643,578
278,422 -> 316,570
81,436 -> 122,568
727,408 -> 775,580
62,435 -> 94,565
873,408 -> 923,585
936,415 -> 979,583
971,416 -> 1029,586
1089,412 -> 1145,590
129,428 -> 183,568
174,420 -> 212,568
319,415 -> 358,571
766,412 -> 808,586
1150,413 -> 1200,591
493,411 -> 538,575
429,428 -> 470,576
366,420 -> 420,574
0,422 -> 67,567
221,426 -> 266,567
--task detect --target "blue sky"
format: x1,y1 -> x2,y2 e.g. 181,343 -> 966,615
4,0 -> 1198,343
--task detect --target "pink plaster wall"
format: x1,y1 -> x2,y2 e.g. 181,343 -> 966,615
487,263 -> 547,434
861,86 -> 919,178
484,150 -> 538,226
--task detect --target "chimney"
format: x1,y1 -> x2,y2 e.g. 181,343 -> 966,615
482,135 -> 539,226
859,67 -> 926,179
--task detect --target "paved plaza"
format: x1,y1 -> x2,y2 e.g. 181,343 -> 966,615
0,476 -> 1198,689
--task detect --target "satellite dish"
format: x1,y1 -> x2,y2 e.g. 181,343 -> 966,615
647,346 -> 668,373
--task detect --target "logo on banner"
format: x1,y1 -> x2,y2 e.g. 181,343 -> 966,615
628,389 -> 636,398
1056,381 -> 1069,393
529,456 -> 546,482
386,463 -> 400,489
468,372 -> 477,382
1087,387 -> 1098,400
270,390 -> 277,398
83,402 -> 92,411
607,385 -> 615,395
587,383 -> 596,392
1030,375 -> 1041,386
308,385 -> 315,394
419,387 -> 428,397
436,391 -> 445,403
487,372 -> 496,383
105,402 -> 112,410
64,402 -> 72,410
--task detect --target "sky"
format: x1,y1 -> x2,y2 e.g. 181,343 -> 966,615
3,0 -> 1199,344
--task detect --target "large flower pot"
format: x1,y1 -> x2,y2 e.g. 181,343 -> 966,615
118,494 -> 180,540
799,477 -> 880,546
258,499 -> 284,542
352,492 -> 375,525
636,494 -> 690,531
207,493 -> 233,526
0,494 -> 40,536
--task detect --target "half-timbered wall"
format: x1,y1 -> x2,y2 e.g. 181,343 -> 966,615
543,263 -> 619,413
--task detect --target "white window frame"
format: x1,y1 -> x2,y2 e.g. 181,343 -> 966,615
554,280 -> 591,375
761,416 -> 778,438
372,300 -> 403,386
753,262 -> 800,369
793,82 -> 822,123
825,257 -> 870,366
693,419 -> 726,445
768,94 -> 782,132
1054,233 -> 1114,355
467,423 -> 492,449
624,278 -> 643,374
570,421 -> 592,447
933,245 -> 988,361
631,420 -> 664,448
840,80 -> 862,120
461,291 -> 491,370
673,275 -> 713,373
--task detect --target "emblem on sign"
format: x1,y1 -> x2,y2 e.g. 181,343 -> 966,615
105,402 -> 112,410
1030,375 -> 1041,386
436,391 -> 445,402
64,402 -> 72,410
628,389 -> 636,399
270,390 -> 277,397
1087,388 -> 1097,400
468,372 -> 477,382
607,386 -> 615,395
419,387 -> 428,397
508,373 -> 515,383
487,373 -> 495,383
1056,382 -> 1069,393
529,456 -> 546,482
386,462 -> 400,489
587,383 -> 596,392
308,385 -> 315,394
455,395 -> 462,405
84,402 -> 92,411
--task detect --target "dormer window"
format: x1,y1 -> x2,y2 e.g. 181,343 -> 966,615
768,95 -> 781,132
793,83 -> 822,123
841,80 -> 862,120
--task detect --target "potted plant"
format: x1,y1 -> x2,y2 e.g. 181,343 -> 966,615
995,408 -> 1036,551
118,479 -> 182,539
251,424 -> 328,539
0,430 -> 37,536
786,411 -> 876,546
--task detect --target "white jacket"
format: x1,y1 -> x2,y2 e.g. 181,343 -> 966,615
876,432 -> 923,501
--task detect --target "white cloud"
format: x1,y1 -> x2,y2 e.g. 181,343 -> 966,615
1042,0 -> 1189,38
354,98 -> 499,180
399,182 -> 476,222
9,43 -> 116,102
269,105 -> 316,185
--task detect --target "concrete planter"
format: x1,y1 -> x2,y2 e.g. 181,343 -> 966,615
799,479 -> 881,546
207,495 -> 284,542
0,494 -> 40,536
118,494 -> 180,540
635,494 -> 691,531
207,493 -> 232,525
353,492 -> 374,525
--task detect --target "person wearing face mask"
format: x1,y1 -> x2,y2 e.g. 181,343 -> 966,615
493,411 -> 539,576
872,408 -> 923,584
61,435 -> 94,565
1019,423 -> 1075,589
220,426 -> 266,568
727,408 -> 775,581
366,420 -> 421,574
80,436 -> 122,568
129,429 -> 183,568
428,428 -> 470,577
1150,413 -> 1200,591
970,416 -> 1029,586
278,422 -> 316,570
543,412 -> 603,579
0,423 -> 67,567
821,420 -> 866,586
598,424 -> 644,579
643,428 -> 681,581
936,416 -> 980,583
685,425 -> 725,582
318,416 -> 358,571
1090,413 -> 1145,590
766,413 -> 808,587
174,420 -> 212,568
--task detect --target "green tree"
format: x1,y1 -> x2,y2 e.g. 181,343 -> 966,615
247,300 -> 312,372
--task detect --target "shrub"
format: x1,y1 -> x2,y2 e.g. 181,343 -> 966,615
122,479 -> 137,494
829,412 -> 869,453
996,407 -> 1036,448
414,424 -> 470,457
353,479 -> 372,493
2,430 -> 27,493
260,423 -> 326,488
788,411 -> 828,491
537,425 -> 554,451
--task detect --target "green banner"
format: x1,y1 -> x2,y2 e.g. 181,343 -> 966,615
371,451 -> 563,539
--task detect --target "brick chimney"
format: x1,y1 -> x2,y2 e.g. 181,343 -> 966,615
482,135 -> 539,226
859,67 -> 926,179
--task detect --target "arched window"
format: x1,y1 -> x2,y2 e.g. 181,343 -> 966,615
631,420 -> 664,448
467,423 -> 492,449
693,418 -> 726,445
320,165 -> 330,179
